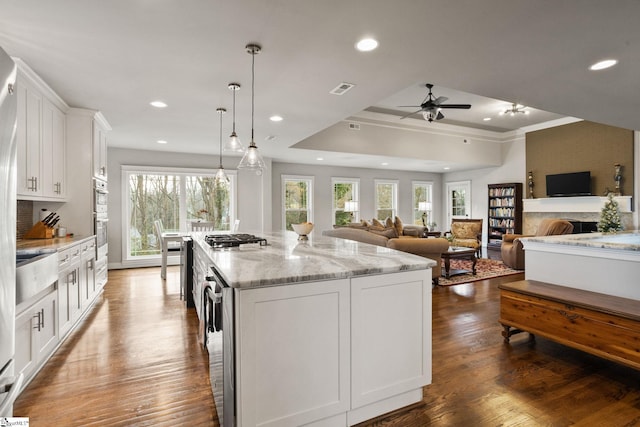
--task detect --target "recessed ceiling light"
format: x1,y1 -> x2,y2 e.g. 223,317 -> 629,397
157,140 -> 167,144
589,59 -> 618,71
483,117 -> 491,121
356,38 -> 378,52
265,135 -> 277,141
381,162 -> 389,166
443,166 -> 450,170
270,115 -> 283,122
316,157 -> 324,161
150,101 -> 168,108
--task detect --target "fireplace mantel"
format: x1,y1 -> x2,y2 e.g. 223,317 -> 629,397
523,196 -> 632,213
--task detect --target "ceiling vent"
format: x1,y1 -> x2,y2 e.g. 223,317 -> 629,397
330,82 -> 355,95
348,123 -> 361,130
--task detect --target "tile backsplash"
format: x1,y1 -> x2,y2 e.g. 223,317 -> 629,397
17,200 -> 34,239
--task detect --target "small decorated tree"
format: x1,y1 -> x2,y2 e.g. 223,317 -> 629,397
597,194 -> 623,233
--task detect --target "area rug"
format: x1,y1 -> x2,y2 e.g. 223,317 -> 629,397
438,258 -> 521,286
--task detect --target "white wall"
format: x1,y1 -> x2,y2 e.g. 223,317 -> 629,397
107,147 -> 271,268
442,136 -> 526,246
271,162 -> 443,234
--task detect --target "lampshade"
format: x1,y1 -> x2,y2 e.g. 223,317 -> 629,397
214,108 -> 230,184
237,43 -> 266,174
224,83 -> 244,153
344,201 -> 358,212
418,202 -> 431,211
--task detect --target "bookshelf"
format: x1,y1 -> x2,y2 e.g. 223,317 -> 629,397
487,183 -> 523,250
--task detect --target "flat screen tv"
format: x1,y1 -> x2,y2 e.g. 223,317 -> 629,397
546,171 -> 591,197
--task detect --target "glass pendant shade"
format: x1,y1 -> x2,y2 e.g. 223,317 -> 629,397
214,166 -> 229,184
224,83 -> 245,153
237,141 -> 265,172
214,107 -> 230,184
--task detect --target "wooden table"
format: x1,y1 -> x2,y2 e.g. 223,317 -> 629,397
441,246 -> 477,279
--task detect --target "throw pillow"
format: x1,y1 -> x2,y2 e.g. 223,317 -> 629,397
394,216 -> 404,236
385,217 -> 394,229
371,218 -> 384,228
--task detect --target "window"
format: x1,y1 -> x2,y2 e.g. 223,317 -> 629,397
446,180 -> 471,227
282,175 -> 313,231
332,178 -> 359,225
412,181 -> 434,227
374,179 -> 398,220
123,166 -> 236,261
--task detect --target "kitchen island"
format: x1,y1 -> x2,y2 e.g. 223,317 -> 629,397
522,231 -> 640,300
192,231 -> 434,427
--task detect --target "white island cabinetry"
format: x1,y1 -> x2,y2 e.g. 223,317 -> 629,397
195,231 -> 433,426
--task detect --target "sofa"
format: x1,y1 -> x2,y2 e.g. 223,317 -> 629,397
501,218 -> 574,270
322,221 -> 450,284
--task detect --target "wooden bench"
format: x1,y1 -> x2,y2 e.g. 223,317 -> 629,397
499,280 -> 640,371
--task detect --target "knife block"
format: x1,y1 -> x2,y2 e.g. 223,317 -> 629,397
24,221 -> 55,239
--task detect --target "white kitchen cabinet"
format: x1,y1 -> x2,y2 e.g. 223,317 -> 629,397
58,243 -> 82,338
42,98 -> 66,199
15,289 -> 58,381
236,279 -> 351,427
15,59 -> 68,201
81,238 -> 97,308
93,120 -> 108,180
348,270 -> 431,425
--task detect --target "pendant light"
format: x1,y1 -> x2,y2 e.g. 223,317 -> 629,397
237,43 -> 266,173
224,83 -> 244,153
214,108 -> 230,184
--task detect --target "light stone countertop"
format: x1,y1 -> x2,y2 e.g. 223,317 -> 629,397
17,235 -> 94,255
524,230 -> 640,251
193,230 -> 434,289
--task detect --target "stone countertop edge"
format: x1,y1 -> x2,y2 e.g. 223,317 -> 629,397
17,235 -> 94,254
523,230 -> 640,251
193,230 -> 434,289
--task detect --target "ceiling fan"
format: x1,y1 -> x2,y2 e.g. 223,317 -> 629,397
399,83 -> 471,122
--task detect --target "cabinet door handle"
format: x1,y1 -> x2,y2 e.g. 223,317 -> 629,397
33,311 -> 42,332
55,182 -> 61,194
40,308 -> 45,329
87,259 -> 94,270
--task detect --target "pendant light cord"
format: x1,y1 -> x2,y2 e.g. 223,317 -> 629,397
251,49 -> 255,143
219,110 -> 223,166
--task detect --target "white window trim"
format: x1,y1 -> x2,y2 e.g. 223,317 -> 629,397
374,179 -> 398,219
281,175 -> 314,230
121,165 -> 237,266
331,177 -> 360,223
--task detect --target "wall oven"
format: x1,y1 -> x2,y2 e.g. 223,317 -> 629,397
94,178 -> 108,286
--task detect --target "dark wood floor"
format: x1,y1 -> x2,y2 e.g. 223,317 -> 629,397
14,266 -> 640,426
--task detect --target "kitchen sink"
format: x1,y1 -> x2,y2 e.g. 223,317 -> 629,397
16,250 -> 58,307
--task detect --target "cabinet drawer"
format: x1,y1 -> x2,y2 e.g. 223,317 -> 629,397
58,243 -> 82,268
81,238 -> 96,256
500,290 -> 640,367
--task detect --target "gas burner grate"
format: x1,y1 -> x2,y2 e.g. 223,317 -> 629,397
204,233 -> 268,248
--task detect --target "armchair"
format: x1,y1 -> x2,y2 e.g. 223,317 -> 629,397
501,219 -> 574,270
449,218 -> 483,256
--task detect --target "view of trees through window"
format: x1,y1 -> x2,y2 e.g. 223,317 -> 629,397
333,179 -> 358,225
127,170 -> 232,258
283,177 -> 312,231
375,181 -> 397,220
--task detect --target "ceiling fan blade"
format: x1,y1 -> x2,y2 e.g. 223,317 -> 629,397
397,105 -> 421,108
433,96 -> 448,105
439,104 -> 472,109
436,111 -> 445,120
399,108 -> 424,119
